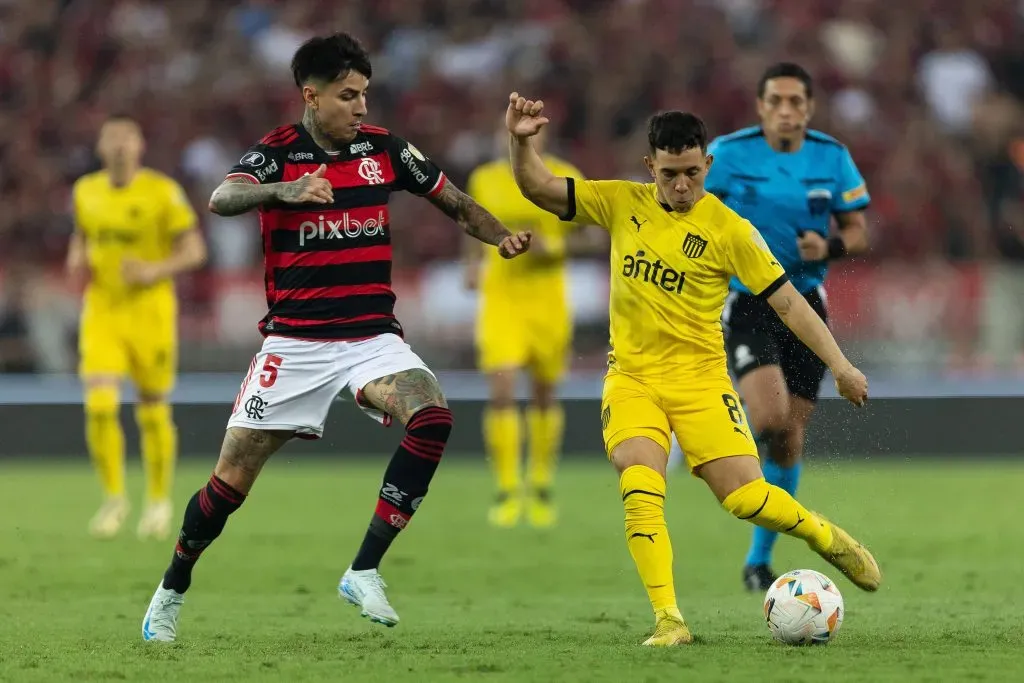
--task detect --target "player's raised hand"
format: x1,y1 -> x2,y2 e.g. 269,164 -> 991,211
833,364 -> 868,407
278,163 -> 333,204
498,230 -> 532,259
506,92 -> 550,139
797,231 -> 829,261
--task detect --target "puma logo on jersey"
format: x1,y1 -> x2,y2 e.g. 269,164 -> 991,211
630,215 -> 647,231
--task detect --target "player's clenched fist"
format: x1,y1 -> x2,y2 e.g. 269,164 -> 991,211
833,364 -> 868,407
497,230 -> 532,259
277,163 -> 334,204
506,92 -> 550,139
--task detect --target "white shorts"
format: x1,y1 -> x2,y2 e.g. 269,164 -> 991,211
227,333 -> 433,438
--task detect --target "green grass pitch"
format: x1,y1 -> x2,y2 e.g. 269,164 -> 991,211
1,457 -> 1022,682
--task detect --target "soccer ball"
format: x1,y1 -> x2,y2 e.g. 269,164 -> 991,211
763,569 -> 844,645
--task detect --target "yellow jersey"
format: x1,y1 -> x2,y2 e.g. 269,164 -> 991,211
567,180 -> 786,379
72,168 -> 197,304
467,155 -> 584,293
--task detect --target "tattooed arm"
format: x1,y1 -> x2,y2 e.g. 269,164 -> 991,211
209,165 -> 334,217
428,182 -> 531,257
208,178 -> 283,216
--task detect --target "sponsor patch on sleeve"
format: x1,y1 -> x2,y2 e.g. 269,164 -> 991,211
842,184 -> 867,204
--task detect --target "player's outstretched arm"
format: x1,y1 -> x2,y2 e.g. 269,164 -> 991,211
428,183 -> 530,259
506,93 -> 570,218
66,231 -> 87,281
766,281 -> 868,406
208,164 -> 334,216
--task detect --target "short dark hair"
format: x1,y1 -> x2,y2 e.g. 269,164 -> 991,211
291,33 -> 372,88
647,111 -> 708,154
104,112 -> 138,124
757,62 -> 813,99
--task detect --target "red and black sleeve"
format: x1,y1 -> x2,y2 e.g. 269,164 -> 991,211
385,133 -> 447,198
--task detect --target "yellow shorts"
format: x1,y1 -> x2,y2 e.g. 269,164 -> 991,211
79,296 -> 177,395
600,369 -> 757,472
476,292 -> 571,383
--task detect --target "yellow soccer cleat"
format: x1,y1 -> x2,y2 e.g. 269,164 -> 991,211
488,495 -> 522,528
812,512 -> 882,592
137,500 -> 174,541
527,492 -> 557,529
642,607 -> 693,647
89,497 -> 129,539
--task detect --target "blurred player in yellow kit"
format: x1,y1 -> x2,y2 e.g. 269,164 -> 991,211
506,93 -> 881,646
465,125 -> 589,528
67,115 -> 207,540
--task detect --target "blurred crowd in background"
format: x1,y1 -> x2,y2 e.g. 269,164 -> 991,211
2,0 -> 1024,376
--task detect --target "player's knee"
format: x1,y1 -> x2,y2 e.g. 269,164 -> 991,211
137,390 -> 168,405
768,427 -> 805,467
698,454 -> 762,503
721,476 -> 770,519
609,437 -> 668,478
530,377 -> 558,410
84,384 -> 120,417
749,402 -> 789,436
407,405 -> 454,446
215,427 -> 290,493
488,370 -> 517,409
135,399 -> 172,425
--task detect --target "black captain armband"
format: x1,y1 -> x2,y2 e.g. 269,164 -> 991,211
827,236 -> 848,260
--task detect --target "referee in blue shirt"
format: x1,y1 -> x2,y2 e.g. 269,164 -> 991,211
707,63 -> 871,591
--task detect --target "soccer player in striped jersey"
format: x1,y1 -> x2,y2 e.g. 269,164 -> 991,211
141,33 -> 530,642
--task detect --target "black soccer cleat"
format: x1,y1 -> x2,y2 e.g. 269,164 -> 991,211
743,564 -> 778,592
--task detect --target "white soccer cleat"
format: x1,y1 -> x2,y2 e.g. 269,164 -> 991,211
137,501 -> 173,540
142,582 -> 184,642
338,567 -> 400,627
89,497 -> 129,539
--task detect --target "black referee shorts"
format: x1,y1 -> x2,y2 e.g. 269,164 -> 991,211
723,288 -> 828,402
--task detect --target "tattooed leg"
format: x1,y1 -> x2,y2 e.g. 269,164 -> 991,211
347,369 -> 454,575
360,368 -> 448,426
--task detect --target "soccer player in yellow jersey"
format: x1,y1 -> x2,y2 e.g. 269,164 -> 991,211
67,114 -> 207,540
506,93 -> 881,646
465,126 -> 586,528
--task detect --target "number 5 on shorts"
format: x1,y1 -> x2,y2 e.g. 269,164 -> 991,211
259,354 -> 284,388
721,393 -> 745,425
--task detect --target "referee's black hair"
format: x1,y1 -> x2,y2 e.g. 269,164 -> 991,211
758,62 -> 814,99
647,111 -> 708,154
104,112 -> 139,124
291,33 -> 372,88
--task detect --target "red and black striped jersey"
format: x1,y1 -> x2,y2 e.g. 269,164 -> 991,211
225,123 -> 448,340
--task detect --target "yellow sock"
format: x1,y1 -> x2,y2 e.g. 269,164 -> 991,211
722,477 -> 833,553
84,385 -> 125,498
527,405 -> 563,491
620,465 -> 677,613
484,407 -> 521,494
136,402 -> 177,502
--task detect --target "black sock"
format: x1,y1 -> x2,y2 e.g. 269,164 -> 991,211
351,406 -> 453,571
162,474 -> 245,593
